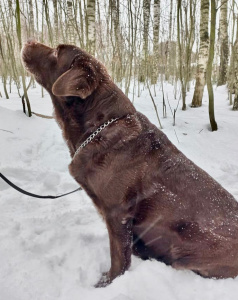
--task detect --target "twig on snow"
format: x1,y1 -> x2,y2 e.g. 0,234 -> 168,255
0,128 -> 13,134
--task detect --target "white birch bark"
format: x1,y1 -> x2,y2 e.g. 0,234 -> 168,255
233,40 -> 238,110
20,0 -> 27,43
67,0 -> 74,44
140,0 -> 151,82
87,0 -> 96,54
143,0 -> 151,59
52,0 -> 59,45
152,0 -> 160,84
111,0 -> 121,81
217,0 -> 229,86
28,0 -> 34,36
191,0 -> 209,107
166,0 -> 173,80
233,20 -> 238,110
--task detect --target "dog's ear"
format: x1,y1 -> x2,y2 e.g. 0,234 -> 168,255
52,60 -> 98,99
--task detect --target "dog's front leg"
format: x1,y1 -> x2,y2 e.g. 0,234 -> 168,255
95,214 -> 133,287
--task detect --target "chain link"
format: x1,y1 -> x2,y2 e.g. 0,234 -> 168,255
72,118 -> 119,160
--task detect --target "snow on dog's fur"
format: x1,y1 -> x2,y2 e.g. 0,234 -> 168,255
22,40 -> 238,287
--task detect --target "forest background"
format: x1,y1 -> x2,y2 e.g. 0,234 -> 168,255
0,0 -> 238,131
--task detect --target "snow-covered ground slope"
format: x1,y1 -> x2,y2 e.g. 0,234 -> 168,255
0,81 -> 238,300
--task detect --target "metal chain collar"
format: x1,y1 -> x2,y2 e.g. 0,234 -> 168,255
72,117 -> 119,160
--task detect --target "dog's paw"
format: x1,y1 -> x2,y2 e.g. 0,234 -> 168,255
94,272 -> 112,288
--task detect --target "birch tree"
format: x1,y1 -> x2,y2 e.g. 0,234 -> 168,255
217,0 -> 229,86
86,0 -> 96,55
110,0 -> 122,82
191,0 -> 209,107
28,0 -> 34,36
140,0 -> 151,82
16,0 -> 32,117
0,35 -> 9,99
165,0 -> 173,81
177,0 -> 196,110
52,0 -> 59,45
233,38 -> 238,110
232,16 -> 238,110
43,0 -> 53,45
152,0 -> 160,84
206,0 -> 218,131
66,0 -> 74,44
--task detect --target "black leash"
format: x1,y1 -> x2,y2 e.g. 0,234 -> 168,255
0,172 -> 82,199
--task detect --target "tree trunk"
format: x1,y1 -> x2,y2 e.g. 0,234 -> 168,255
227,0 -> 235,105
79,0 -> 85,47
217,0 -> 229,86
111,0 -> 122,82
206,0 -> 218,131
43,0 -> 53,45
166,0 -> 173,81
191,0 -> 209,107
28,0 -> 34,36
86,0 -> 96,55
67,0 -> 74,44
233,37 -> 238,110
139,0 -> 151,82
52,0 -> 58,45
16,0 -> 32,117
177,0 -> 186,110
151,0 -> 160,84
3,75 -> 9,99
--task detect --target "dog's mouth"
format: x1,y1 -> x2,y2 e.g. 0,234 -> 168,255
21,48 -> 42,86
21,46 -> 34,74
21,41 -> 55,90
21,39 -> 55,74
21,38 -> 38,62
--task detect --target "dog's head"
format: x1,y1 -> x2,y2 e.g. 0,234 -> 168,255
21,40 -> 109,99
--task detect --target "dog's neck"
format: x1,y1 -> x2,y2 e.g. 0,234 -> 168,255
50,81 -> 136,157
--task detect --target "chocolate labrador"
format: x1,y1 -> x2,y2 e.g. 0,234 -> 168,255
22,41 -> 238,287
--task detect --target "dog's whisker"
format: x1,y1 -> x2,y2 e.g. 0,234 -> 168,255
133,215 -> 163,245
144,236 -> 162,246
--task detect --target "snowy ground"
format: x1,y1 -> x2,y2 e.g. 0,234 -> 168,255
0,80 -> 238,300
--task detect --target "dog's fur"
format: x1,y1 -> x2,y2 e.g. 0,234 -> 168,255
22,41 -> 238,287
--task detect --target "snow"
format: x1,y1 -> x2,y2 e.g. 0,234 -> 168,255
0,80 -> 238,300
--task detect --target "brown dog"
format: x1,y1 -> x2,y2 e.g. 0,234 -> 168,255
22,41 -> 238,287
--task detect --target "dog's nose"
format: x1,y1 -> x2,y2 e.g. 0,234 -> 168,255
26,38 -> 37,45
